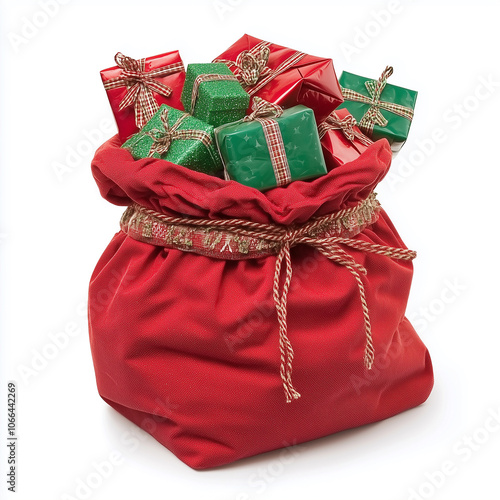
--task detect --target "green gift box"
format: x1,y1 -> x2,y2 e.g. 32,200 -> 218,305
337,66 -> 417,152
181,63 -> 250,128
122,104 -> 222,176
216,102 -> 327,191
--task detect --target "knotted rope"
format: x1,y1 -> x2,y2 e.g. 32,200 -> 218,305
120,194 -> 416,402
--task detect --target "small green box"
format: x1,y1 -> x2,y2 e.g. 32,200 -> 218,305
181,63 -> 250,128
337,70 -> 417,151
216,105 -> 327,191
122,104 -> 222,176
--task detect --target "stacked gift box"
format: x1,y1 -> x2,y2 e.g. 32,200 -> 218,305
100,34 -> 418,191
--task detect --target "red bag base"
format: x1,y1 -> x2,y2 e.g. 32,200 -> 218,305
100,319 -> 432,470
89,137 -> 433,469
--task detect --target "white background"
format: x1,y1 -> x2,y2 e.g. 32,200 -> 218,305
1,1 -> 499,499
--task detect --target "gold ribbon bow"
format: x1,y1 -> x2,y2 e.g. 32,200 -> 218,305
319,112 -> 373,146
341,66 -> 414,136
104,52 -> 184,129
213,41 -> 305,96
243,96 -> 283,121
235,46 -> 272,86
144,107 -> 214,160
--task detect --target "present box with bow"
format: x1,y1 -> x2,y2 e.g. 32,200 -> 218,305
337,66 -> 417,152
121,104 -> 222,176
181,63 -> 250,128
318,108 -> 373,170
101,51 -> 186,142
215,98 -> 327,191
213,34 -> 344,123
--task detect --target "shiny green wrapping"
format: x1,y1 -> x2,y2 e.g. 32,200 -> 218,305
121,104 -> 222,176
181,63 -> 250,128
216,105 -> 327,191
337,71 -> 417,150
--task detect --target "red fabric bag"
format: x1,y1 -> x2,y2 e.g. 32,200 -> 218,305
89,136 -> 433,469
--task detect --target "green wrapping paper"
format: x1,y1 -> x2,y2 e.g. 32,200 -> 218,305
121,104 -> 222,176
181,63 -> 250,127
216,105 -> 327,191
337,70 -> 417,151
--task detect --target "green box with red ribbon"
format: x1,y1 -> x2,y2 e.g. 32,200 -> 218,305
337,67 -> 417,152
121,104 -> 222,176
215,99 -> 327,191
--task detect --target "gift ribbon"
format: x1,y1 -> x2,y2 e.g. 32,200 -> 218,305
120,194 -> 417,403
341,66 -> 414,136
103,52 -> 184,129
241,97 -> 291,187
189,73 -> 239,114
318,111 -> 373,146
132,107 -> 218,165
214,40 -> 306,96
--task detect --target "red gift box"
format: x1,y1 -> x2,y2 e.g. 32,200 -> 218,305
101,51 -> 186,142
213,34 -> 343,123
319,108 -> 373,170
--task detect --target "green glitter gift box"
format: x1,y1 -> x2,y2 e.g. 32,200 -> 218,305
337,66 -> 417,152
216,101 -> 327,191
181,63 -> 250,128
122,104 -> 222,176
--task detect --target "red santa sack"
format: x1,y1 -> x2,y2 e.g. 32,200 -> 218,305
89,136 -> 433,470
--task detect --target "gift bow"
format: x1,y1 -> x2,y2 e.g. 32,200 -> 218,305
318,111 -> 373,146
214,41 -> 305,96
144,107 -> 214,159
214,43 -> 272,87
232,45 -> 272,86
341,66 -> 414,136
243,96 -> 283,121
104,52 -> 184,129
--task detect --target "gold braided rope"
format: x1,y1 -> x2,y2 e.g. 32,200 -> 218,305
120,194 -> 416,402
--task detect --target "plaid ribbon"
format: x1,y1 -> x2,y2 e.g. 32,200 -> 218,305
214,40 -> 306,96
244,97 -> 291,187
243,96 -> 283,122
143,107 -> 217,164
189,73 -> 239,114
103,52 -> 184,129
318,111 -> 373,146
341,66 -> 414,136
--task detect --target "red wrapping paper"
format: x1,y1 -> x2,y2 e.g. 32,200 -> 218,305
213,34 -> 343,123
101,51 -> 186,142
320,108 -> 374,170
